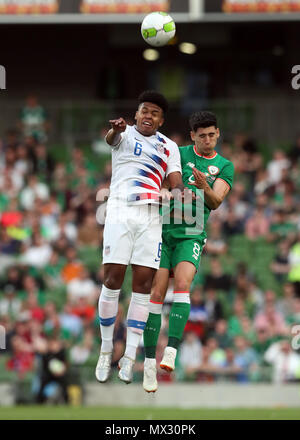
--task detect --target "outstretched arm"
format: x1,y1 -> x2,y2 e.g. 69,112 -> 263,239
105,117 -> 127,146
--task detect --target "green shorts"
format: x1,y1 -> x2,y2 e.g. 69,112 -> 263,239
160,236 -> 206,271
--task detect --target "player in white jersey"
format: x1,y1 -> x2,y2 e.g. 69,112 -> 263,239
95,91 -> 183,384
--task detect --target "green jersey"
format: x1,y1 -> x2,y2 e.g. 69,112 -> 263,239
162,144 -> 234,242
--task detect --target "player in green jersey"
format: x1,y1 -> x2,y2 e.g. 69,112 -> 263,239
143,111 -> 234,392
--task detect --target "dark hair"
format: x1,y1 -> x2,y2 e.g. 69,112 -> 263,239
189,111 -> 217,132
138,90 -> 168,114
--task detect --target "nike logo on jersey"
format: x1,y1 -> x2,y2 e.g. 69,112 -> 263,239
155,258 -> 160,262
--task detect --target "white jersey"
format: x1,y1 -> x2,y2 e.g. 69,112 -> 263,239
106,124 -> 182,205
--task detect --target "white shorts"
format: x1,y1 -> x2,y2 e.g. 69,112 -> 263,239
102,203 -> 162,269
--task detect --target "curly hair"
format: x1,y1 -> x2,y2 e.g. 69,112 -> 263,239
138,90 -> 169,114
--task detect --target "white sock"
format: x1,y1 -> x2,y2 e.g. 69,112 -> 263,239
149,300 -> 163,314
125,292 -> 150,361
173,291 -> 190,304
144,357 -> 156,366
98,285 -> 120,353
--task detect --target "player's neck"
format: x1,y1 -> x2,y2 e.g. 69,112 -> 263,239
135,125 -> 155,137
194,145 -> 216,158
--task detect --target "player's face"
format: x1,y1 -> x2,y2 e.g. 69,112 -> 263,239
135,102 -> 164,136
191,126 -> 220,156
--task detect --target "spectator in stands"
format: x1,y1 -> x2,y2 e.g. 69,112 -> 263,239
0,227 -> 21,256
184,286 -> 207,340
59,303 -> 83,339
3,128 -> 20,151
61,246 -> 84,284
207,337 -> 226,369
247,280 -> 264,314
270,239 -> 291,283
0,286 -> 22,320
264,339 -> 300,383
277,282 -> 296,319
228,298 -> 248,338
0,266 -> 23,292
240,316 -> 256,343
6,334 -> 34,380
67,267 -> 98,305
222,208 -> 243,236
32,143 -> 54,183
20,174 -> 50,211
254,302 -> 289,338
21,291 -> 45,323
234,262 -> 254,302
245,207 -> 270,240
288,233 -> 300,296
70,296 -> 96,326
225,184 -> 250,224
15,144 -> 33,178
19,95 -> 49,143
204,258 -> 232,292
53,235 -> 70,258
178,331 -> 203,380
205,220 -> 228,256
35,335 -> 69,404
252,328 -> 274,362
267,150 -> 290,186
285,297 -> 300,327
69,326 -> 94,366
210,319 -> 233,349
77,213 -> 101,247
20,231 -> 52,268
203,288 -> 224,332
267,209 -> 297,244
49,211 -> 78,243
254,168 -> 272,195
43,250 -> 64,289
233,335 -> 259,382
21,275 -> 44,307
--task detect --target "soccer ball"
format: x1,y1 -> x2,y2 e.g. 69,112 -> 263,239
141,11 -> 176,47
49,358 -> 66,376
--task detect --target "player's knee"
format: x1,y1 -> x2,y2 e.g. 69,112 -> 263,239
174,280 -> 190,293
133,280 -> 152,293
150,287 -> 165,303
104,273 -> 122,290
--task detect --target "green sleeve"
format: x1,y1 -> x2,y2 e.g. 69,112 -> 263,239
217,161 -> 234,189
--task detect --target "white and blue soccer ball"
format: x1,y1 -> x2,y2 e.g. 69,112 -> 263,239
141,11 -> 176,47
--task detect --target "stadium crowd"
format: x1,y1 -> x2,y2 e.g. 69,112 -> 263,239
0,96 -> 300,404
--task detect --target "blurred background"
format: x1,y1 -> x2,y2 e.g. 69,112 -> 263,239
1,0 -> 300,410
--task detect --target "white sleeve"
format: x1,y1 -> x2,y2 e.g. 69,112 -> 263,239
105,124 -> 129,149
166,143 -> 182,177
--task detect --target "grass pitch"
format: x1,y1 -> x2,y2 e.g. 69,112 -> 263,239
0,406 -> 300,420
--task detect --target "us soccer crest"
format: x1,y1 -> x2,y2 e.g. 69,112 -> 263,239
207,165 -> 219,175
155,143 -> 165,154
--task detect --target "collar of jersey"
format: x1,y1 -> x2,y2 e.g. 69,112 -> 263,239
193,145 -> 218,159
